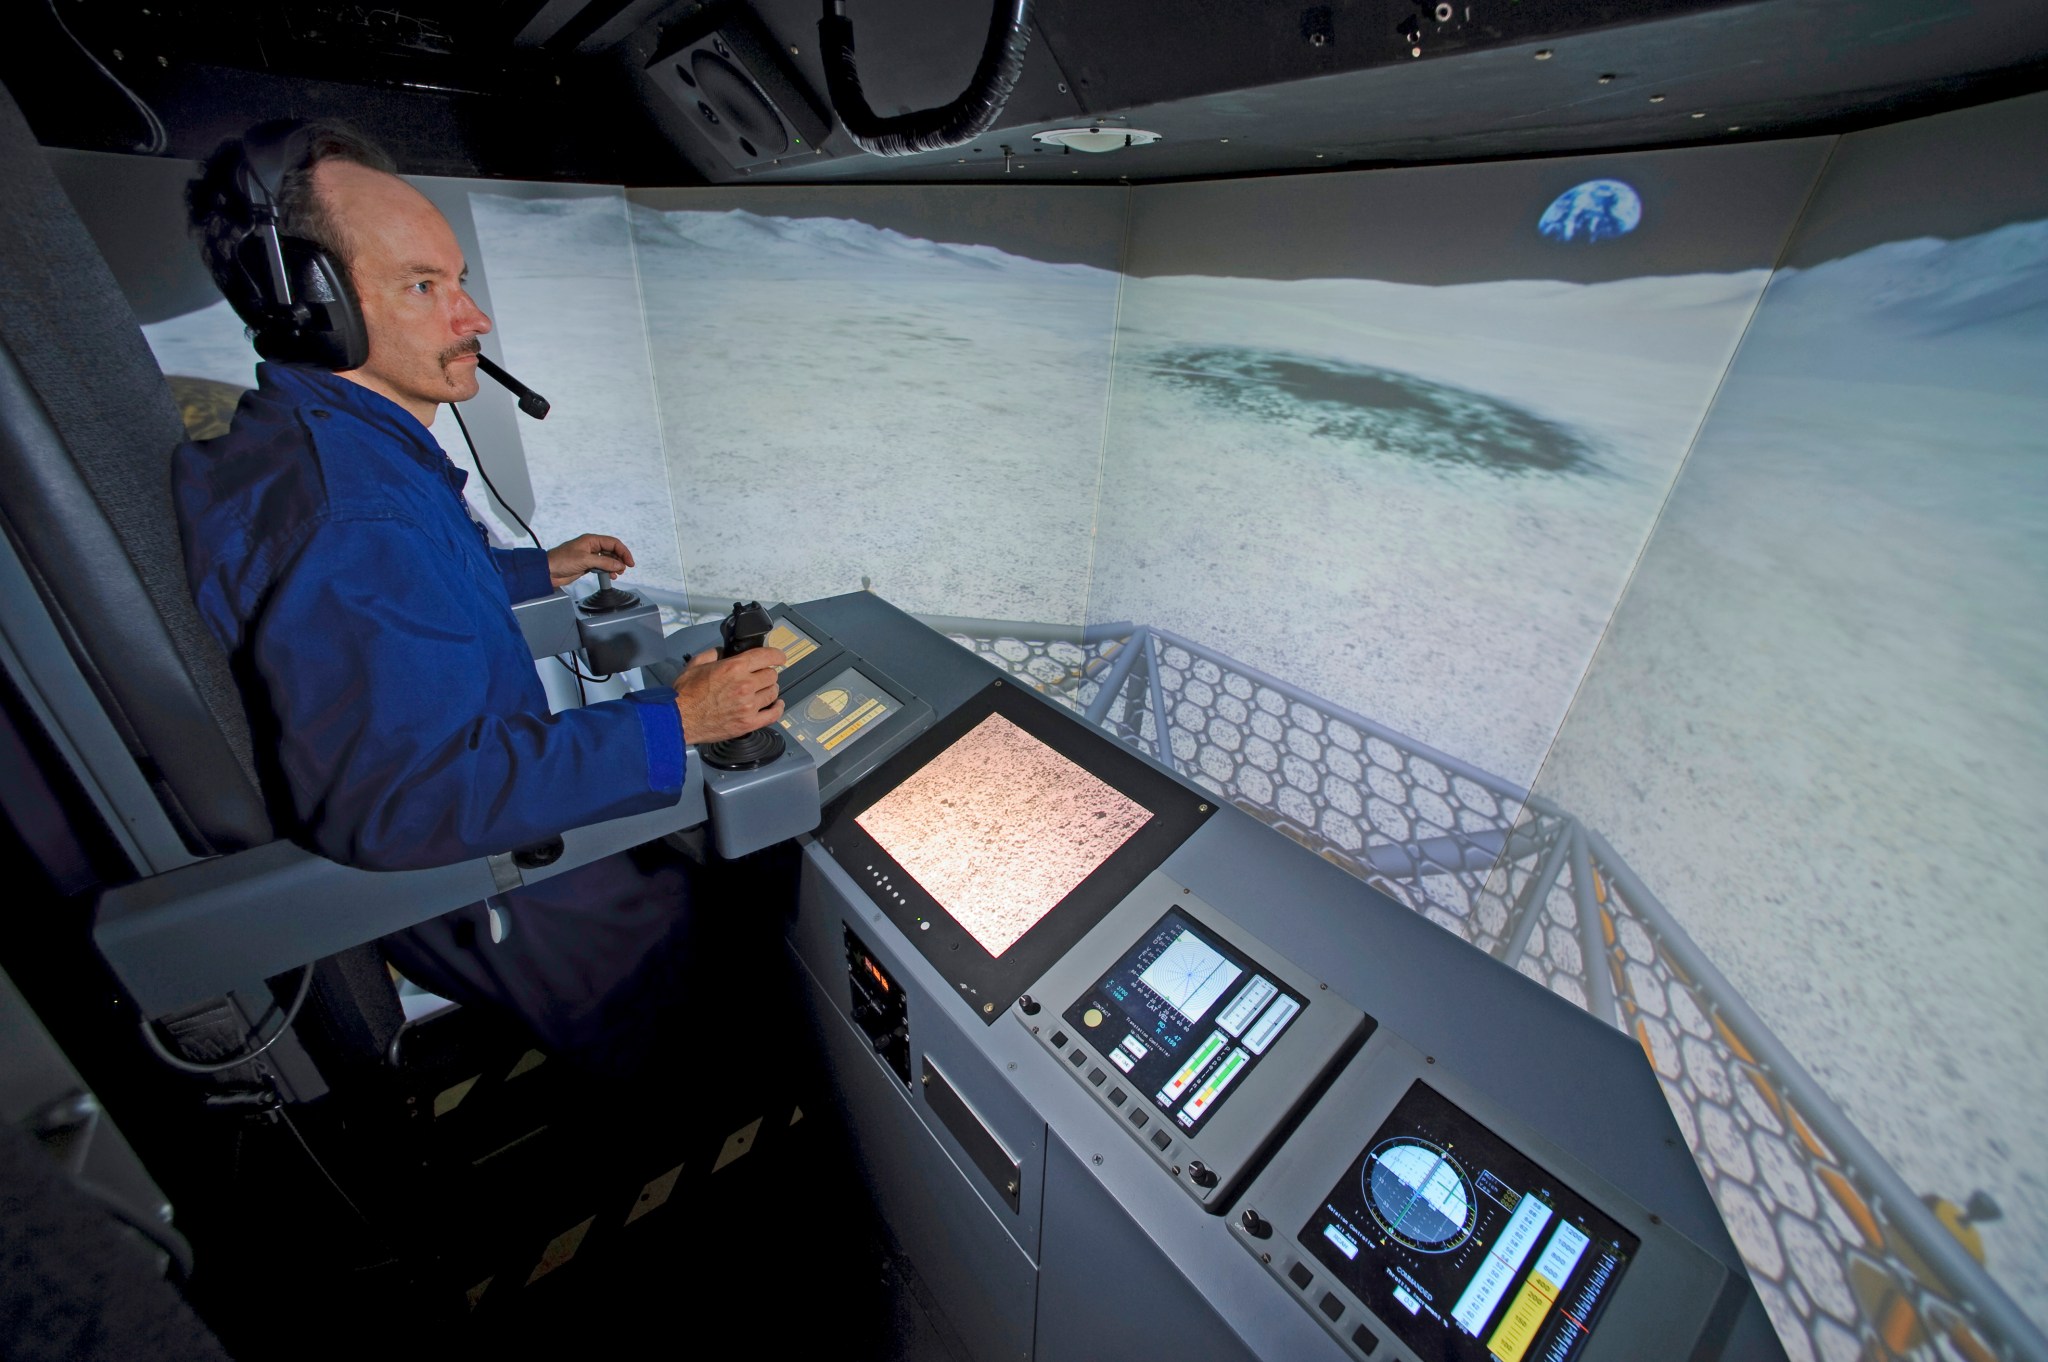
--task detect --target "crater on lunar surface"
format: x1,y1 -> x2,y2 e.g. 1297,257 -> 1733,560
1142,345 -> 1599,475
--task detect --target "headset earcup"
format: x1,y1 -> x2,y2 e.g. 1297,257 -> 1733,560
280,237 -> 369,371
236,231 -> 368,370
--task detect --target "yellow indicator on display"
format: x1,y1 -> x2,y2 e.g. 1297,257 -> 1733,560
1159,1031 -> 1227,1105
819,697 -> 885,750
805,688 -> 851,721
1179,1047 -> 1248,1123
1487,1269 -> 1561,1362
1083,1008 -> 1104,1028
1485,1218 -> 1591,1360
767,622 -> 817,665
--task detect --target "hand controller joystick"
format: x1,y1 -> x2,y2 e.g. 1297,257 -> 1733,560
578,567 -> 641,615
699,600 -> 787,771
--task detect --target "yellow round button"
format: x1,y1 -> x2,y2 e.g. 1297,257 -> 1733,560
1083,1008 -> 1104,1028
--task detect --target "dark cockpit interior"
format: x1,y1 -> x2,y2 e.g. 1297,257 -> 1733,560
2,5 -> 2047,1362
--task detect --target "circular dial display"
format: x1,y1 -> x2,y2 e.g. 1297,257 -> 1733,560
1365,1137 -> 1476,1253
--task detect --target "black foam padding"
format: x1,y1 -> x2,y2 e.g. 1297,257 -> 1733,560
293,947 -> 408,1077
0,82 -> 269,853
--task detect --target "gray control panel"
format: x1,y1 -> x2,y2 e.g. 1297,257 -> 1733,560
1229,1031 -> 1733,1361
762,608 -> 934,805
1017,870 -> 1370,1210
653,603 -> 935,809
773,592 -> 1776,1362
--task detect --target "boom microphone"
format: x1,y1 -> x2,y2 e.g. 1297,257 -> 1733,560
476,352 -> 551,419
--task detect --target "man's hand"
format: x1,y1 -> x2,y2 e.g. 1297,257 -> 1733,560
547,534 -> 635,588
673,647 -> 787,746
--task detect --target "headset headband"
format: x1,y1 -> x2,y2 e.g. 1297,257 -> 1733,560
233,120 -> 310,310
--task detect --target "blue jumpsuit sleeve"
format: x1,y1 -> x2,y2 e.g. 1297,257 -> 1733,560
253,513 -> 683,871
489,545 -> 554,604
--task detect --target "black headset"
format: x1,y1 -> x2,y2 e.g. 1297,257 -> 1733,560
223,120 -> 371,371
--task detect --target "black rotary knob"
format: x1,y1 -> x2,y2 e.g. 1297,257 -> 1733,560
1240,1208 -> 1272,1239
1019,995 -> 1041,1015
1188,1160 -> 1219,1189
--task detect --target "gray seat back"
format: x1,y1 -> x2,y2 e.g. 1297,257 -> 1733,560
0,81 -> 271,856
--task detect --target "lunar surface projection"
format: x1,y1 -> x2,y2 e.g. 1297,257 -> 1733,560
856,714 -> 1153,957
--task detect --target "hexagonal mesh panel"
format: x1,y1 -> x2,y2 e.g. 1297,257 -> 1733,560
936,615 -> 2037,1362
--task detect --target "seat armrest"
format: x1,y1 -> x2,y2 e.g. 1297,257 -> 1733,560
511,588 -> 580,660
94,762 -> 707,1017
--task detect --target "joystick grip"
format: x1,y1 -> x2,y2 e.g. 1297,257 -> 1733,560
701,599 -> 786,771
719,600 -> 774,658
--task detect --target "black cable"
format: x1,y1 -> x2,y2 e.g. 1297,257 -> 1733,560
556,654 -> 588,705
820,0 -> 1032,157
271,1098 -> 378,1233
138,964 -> 317,1076
555,654 -> 612,685
450,403 -> 541,549
453,405 -> 626,704
148,1004 -> 396,1258
46,0 -> 169,154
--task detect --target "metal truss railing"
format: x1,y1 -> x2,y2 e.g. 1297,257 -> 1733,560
933,614 -> 2046,1362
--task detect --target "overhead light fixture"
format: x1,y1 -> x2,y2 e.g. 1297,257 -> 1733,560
1031,127 -> 1163,153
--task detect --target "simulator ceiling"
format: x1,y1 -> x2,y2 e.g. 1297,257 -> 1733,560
5,0 -> 2048,185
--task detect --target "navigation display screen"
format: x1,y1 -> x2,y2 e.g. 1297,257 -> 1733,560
1064,909 -> 1306,1136
1301,1082 -> 1637,1362
782,665 -> 899,766
855,712 -> 1153,958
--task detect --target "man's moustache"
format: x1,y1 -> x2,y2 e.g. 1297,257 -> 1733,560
440,341 -> 482,365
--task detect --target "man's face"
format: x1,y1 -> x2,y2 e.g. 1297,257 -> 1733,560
316,160 -> 491,426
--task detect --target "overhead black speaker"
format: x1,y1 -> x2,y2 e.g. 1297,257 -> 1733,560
645,11 -> 831,171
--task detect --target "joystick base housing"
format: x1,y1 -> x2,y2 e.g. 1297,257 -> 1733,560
576,594 -> 665,674
701,733 -> 819,859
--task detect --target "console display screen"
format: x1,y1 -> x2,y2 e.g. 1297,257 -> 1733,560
1063,909 -> 1306,1136
781,665 -> 899,766
855,712 -> 1153,957
1301,1082 -> 1637,1362
765,617 -> 820,668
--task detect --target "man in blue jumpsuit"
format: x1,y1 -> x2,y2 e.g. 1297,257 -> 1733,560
175,126 -> 786,1075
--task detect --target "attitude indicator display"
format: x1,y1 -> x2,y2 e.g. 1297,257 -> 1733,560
1301,1082 -> 1638,1362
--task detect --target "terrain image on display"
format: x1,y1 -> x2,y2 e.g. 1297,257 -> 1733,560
855,714 -> 1152,957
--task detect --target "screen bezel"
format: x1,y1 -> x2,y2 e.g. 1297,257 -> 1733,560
817,677 -> 1214,1023
1296,1078 -> 1642,1362
1063,906 -> 1309,1138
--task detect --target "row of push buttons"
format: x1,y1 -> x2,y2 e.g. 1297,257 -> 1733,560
1048,1020 -> 1175,1155
1284,1262 -> 1378,1355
